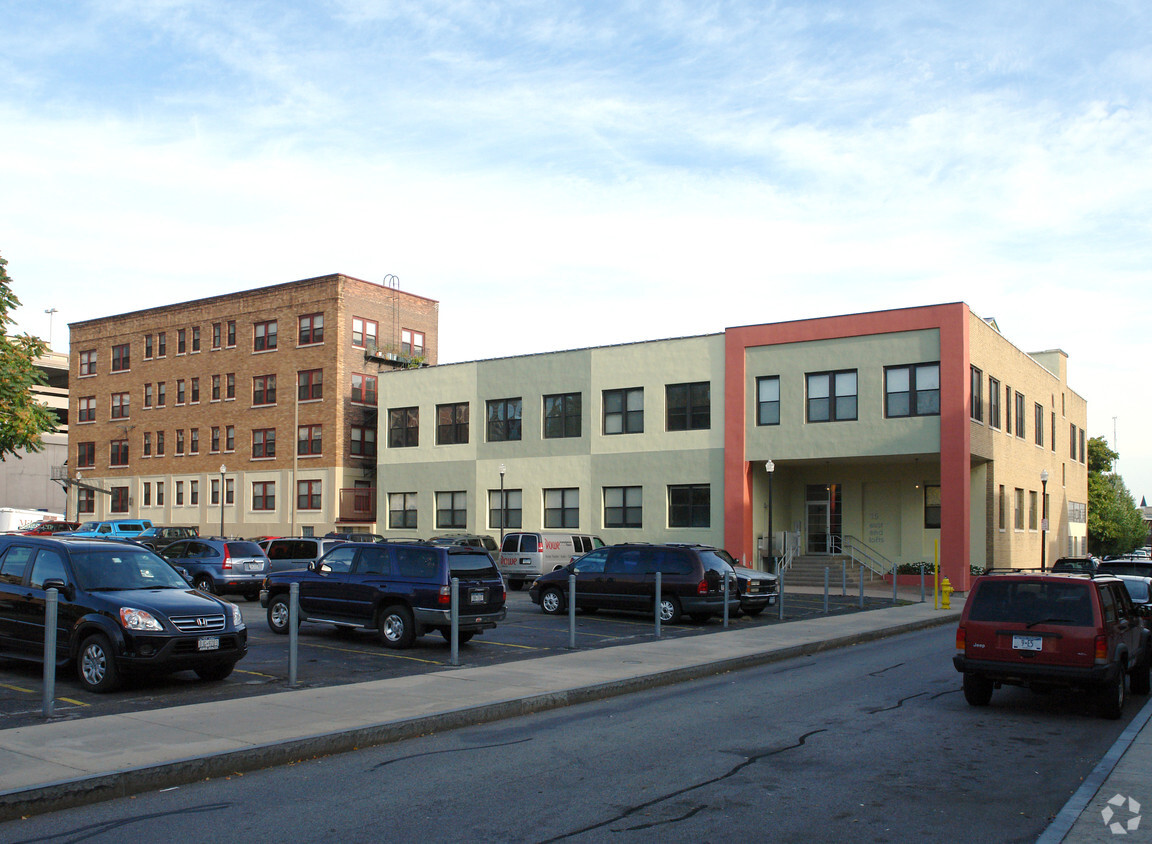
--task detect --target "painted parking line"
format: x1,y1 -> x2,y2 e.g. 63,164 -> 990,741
0,682 -> 89,708
0,682 -> 35,694
234,668 -> 278,679
301,641 -> 445,665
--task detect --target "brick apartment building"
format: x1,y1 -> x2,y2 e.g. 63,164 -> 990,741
67,274 -> 438,537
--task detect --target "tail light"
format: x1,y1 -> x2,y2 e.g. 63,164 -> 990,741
955,626 -> 965,653
438,585 -> 451,606
1095,634 -> 1109,663
698,579 -> 708,596
222,545 -> 232,570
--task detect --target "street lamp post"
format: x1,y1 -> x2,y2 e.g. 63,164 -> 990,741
765,460 -> 775,573
499,464 -> 507,544
219,464 -> 227,538
1040,469 -> 1049,572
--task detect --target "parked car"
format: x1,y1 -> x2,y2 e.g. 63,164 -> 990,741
260,542 -> 506,649
1096,560 -> 1152,578
1117,575 -> 1152,613
160,538 -> 270,600
529,542 -> 739,623
953,571 -> 1152,718
261,536 -> 351,573
1051,556 -> 1099,575
16,520 -> 81,536
324,532 -> 384,543
0,535 -> 247,692
727,561 -> 779,616
134,526 -> 200,552
62,519 -> 154,539
499,531 -> 604,590
429,533 -> 500,561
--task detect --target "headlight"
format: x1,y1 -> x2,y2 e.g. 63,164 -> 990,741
120,607 -> 163,631
231,603 -> 245,627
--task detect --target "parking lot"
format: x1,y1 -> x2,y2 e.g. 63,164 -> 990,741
0,588 -> 905,729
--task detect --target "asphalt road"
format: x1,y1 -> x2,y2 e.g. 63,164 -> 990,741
0,589 -> 899,728
0,626 -> 1134,843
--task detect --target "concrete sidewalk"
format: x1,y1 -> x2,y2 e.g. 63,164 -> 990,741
0,599 -> 956,821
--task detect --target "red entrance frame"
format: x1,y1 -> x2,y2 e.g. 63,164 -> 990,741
723,303 -> 972,591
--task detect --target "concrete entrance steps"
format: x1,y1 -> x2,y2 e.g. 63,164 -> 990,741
782,555 -> 890,589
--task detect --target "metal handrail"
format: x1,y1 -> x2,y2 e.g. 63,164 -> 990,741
841,534 -> 895,580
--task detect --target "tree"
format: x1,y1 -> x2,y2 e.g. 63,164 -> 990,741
1087,436 -> 1146,555
0,252 -> 56,460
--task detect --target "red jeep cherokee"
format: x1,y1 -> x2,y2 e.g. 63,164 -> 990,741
954,572 -> 1151,719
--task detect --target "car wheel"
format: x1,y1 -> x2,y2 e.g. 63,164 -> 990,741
540,587 -> 565,615
743,606 -> 764,617
507,580 -> 523,591
1132,655 -> 1151,696
244,592 -> 260,602
378,604 -> 417,649
195,662 -> 235,682
439,629 -> 475,644
77,633 -> 122,693
690,612 -> 713,623
962,673 -> 993,707
267,594 -> 293,635
1098,670 -> 1127,720
193,575 -> 215,594
658,595 -> 682,624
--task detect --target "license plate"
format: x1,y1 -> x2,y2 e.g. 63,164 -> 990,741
768,596 -> 776,605
198,636 -> 220,651
469,590 -> 485,604
1012,634 -> 1042,651
245,562 -> 263,571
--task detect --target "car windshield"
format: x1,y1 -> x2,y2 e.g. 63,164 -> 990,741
69,548 -> 189,591
225,541 -> 265,557
699,549 -> 737,575
968,580 -> 1094,626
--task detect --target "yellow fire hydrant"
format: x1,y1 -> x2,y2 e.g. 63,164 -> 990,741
940,576 -> 954,609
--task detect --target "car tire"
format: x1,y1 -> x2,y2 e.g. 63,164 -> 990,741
378,604 -> 417,649
267,594 -> 294,635
658,595 -> 682,624
1098,670 -> 1127,720
743,606 -> 764,617
1132,655 -> 1151,696
690,612 -> 713,623
244,592 -> 260,602
193,574 -> 215,595
439,629 -> 475,644
195,662 -> 235,682
962,673 -> 993,707
540,587 -> 565,615
507,581 -> 523,591
77,633 -> 122,693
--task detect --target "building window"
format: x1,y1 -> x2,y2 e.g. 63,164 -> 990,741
190,480 -> 199,505
212,322 -> 222,349
603,387 -> 644,435
604,486 -> 642,528
543,487 -> 579,529
211,427 -> 220,452
298,424 -> 322,456
176,379 -> 186,405
437,402 -> 470,445
226,321 -> 236,347
211,479 -> 220,505
145,334 -> 153,359
401,329 -> 424,356
351,373 -> 377,406
297,480 -> 322,511
1070,424 -> 1078,460
253,482 -> 275,511
1015,392 -> 1026,438
352,317 -> 378,349
156,482 -> 164,506
1079,428 -> 1086,463
176,429 -> 185,455
111,486 -> 129,513
226,373 -> 236,400
176,481 -> 184,506
226,426 -> 235,451
253,375 -> 276,406
668,484 -> 710,528
388,407 -> 419,448
807,370 -> 857,422
389,493 -> 418,529
1014,488 -> 1025,530
225,478 -> 234,504
1034,403 -> 1044,446
924,485 -> 941,529
191,326 -> 200,352
299,313 -> 324,345
79,349 -> 97,376
112,343 -> 130,372
998,485 -> 1006,530
143,383 -> 153,408
436,491 -> 467,529
143,482 -> 151,506
143,432 -> 151,457
191,378 -> 200,403
486,398 -> 522,442
254,320 -> 278,351
77,441 -> 95,468
190,428 -> 199,454
154,332 -> 166,357
544,393 -> 581,439
756,376 -> 780,426
157,382 -> 166,407
110,439 -> 129,466
970,366 -> 983,422
989,377 -> 1001,429
156,430 -> 165,456
78,488 -> 95,514
253,428 -> 276,459
212,375 -> 221,401
666,382 -> 710,431
298,369 -> 323,401
489,489 -> 522,530
885,363 -> 940,418
1029,490 -> 1039,530
79,395 -> 96,423
177,329 -> 186,355
351,425 -> 376,457
1051,411 -> 1056,453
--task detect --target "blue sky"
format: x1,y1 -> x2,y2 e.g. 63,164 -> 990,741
2,0 -> 1151,502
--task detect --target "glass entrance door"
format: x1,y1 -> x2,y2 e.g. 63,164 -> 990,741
806,484 -> 842,554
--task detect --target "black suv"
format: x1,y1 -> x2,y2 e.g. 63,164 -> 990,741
134,526 -> 199,552
529,543 -> 739,623
954,572 -> 1151,718
260,542 -> 506,648
0,535 -> 247,692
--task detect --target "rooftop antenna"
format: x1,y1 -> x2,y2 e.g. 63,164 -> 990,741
383,274 -> 400,351
44,308 -> 58,348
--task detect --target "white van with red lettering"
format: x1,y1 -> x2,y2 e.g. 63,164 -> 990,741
499,531 -> 604,590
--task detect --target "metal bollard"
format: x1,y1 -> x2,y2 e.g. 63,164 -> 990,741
842,560 -> 847,596
859,566 -> 864,608
892,566 -> 898,604
920,564 -> 926,603
289,582 -> 299,687
723,571 -> 730,629
568,574 -> 577,649
450,577 -> 460,666
824,567 -> 829,614
654,571 -> 662,638
778,566 -> 785,621
43,588 -> 58,718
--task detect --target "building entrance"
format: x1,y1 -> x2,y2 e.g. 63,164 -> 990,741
806,483 -> 842,554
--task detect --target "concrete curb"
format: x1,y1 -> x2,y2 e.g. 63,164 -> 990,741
0,610 -> 956,820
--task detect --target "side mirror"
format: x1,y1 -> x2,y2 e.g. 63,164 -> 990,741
42,578 -> 73,600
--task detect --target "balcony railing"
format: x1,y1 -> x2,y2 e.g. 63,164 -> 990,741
339,488 -> 376,522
